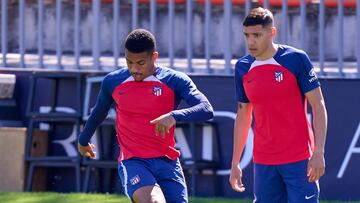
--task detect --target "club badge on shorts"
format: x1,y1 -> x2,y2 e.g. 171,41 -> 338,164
153,86 -> 162,96
274,71 -> 283,82
130,175 -> 141,185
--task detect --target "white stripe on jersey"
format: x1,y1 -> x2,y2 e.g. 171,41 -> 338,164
122,75 -> 163,84
249,58 -> 281,71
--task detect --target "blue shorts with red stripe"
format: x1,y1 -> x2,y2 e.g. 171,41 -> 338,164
118,157 -> 188,203
254,159 -> 319,203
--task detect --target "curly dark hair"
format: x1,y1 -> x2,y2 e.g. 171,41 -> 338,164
124,29 -> 156,54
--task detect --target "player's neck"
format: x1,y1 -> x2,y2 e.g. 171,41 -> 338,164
148,64 -> 158,77
255,43 -> 278,61
152,64 -> 158,74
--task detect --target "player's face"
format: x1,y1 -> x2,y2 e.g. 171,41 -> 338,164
125,50 -> 158,82
243,25 -> 275,60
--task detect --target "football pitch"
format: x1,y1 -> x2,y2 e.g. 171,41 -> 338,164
0,192 -> 358,203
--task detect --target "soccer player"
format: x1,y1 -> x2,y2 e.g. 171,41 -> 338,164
229,7 -> 328,203
78,29 -> 214,203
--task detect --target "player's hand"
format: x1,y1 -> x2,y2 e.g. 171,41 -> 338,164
307,151 -> 325,182
229,163 -> 245,192
150,113 -> 176,138
78,143 -> 96,159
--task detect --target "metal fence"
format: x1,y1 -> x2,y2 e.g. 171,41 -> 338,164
0,0 -> 360,77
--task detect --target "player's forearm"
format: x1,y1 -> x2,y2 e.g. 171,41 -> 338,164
170,100 -> 214,122
231,120 -> 251,166
231,103 -> 252,166
312,100 -> 328,154
78,100 -> 112,146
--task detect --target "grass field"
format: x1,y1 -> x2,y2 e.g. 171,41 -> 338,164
0,192 -> 358,203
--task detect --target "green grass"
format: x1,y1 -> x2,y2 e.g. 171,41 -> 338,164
0,192 -> 358,203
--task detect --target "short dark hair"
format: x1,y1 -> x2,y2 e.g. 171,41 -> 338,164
125,29 -> 156,53
243,7 -> 274,27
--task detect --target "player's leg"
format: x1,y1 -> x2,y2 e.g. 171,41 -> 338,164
254,163 -> 287,203
132,185 -> 166,203
118,158 -> 166,203
154,157 -> 188,203
279,159 -> 319,203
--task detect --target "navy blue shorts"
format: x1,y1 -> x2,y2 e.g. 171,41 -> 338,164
254,159 -> 319,203
118,157 -> 188,203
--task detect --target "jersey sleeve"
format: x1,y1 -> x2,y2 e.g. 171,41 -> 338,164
235,60 -> 250,103
78,76 -> 114,146
170,72 -> 214,122
296,51 -> 321,94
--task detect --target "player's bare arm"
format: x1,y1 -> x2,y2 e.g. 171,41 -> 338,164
78,143 -> 97,159
229,102 -> 253,192
150,113 -> 176,138
305,87 -> 328,182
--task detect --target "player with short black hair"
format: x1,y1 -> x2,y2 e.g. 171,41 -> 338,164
230,7 -> 328,203
78,28 -> 214,203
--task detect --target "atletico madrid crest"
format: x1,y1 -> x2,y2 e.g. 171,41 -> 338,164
130,175 -> 140,185
274,71 -> 283,82
153,86 -> 162,96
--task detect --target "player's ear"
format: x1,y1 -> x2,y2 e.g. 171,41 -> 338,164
270,26 -> 277,37
152,51 -> 158,61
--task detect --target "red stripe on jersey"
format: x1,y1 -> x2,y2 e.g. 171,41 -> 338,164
112,78 -> 179,161
243,64 -> 314,165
